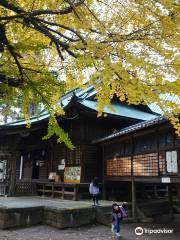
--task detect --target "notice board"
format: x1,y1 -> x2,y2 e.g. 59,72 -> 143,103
64,166 -> 81,183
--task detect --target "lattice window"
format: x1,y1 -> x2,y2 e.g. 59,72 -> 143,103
0,160 -> 7,181
106,156 -> 131,176
106,159 -> 117,176
159,152 -> 166,175
133,153 -> 158,176
66,146 -> 81,166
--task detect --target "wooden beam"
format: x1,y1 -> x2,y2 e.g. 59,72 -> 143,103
102,145 -> 107,200
131,136 -> 136,219
49,140 -> 54,172
131,179 -> 136,219
168,183 -> 174,219
104,176 -> 180,183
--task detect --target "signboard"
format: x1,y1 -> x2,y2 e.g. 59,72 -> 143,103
161,177 -> 171,183
172,151 -> 178,173
58,159 -> 65,170
58,165 -> 65,170
64,166 -> 81,183
166,150 -> 178,173
166,151 -> 172,173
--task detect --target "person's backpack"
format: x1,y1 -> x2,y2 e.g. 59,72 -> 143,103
119,206 -> 128,219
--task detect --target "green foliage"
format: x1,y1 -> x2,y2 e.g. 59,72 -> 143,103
0,0 -> 179,145
43,113 -> 74,150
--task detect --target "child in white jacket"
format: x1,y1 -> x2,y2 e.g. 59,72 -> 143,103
89,177 -> 100,206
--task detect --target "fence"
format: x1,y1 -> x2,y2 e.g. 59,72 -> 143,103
15,180 -> 37,196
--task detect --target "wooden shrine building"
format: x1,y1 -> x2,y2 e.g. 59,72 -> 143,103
0,85 -> 168,200
93,116 -> 180,216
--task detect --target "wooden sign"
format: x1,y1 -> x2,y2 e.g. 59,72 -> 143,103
161,177 -> 171,183
166,151 -> 172,173
166,150 -> 178,173
64,166 -> 81,183
172,151 -> 178,173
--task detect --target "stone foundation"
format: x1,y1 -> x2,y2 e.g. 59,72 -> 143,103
0,206 -> 44,229
0,197 -> 176,229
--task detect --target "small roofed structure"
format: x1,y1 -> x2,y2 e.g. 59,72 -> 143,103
93,116 -> 180,218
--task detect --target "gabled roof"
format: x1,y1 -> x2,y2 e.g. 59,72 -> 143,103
0,85 -> 159,128
72,99 -> 158,121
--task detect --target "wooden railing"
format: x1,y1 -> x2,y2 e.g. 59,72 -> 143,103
36,182 -> 90,201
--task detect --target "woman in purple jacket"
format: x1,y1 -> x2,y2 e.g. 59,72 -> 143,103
89,177 -> 100,206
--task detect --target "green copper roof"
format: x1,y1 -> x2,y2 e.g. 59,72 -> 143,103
0,112 -> 49,128
77,99 -> 157,121
0,85 -> 159,128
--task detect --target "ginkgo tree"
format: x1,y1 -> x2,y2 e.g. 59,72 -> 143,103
0,0 -> 179,148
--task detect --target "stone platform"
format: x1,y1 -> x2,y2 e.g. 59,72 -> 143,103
0,197 -> 174,230
0,197 -> 130,229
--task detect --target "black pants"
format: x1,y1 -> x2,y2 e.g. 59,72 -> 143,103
92,194 -> 98,205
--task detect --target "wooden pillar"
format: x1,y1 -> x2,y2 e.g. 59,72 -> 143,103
168,183 -> 174,219
62,184 -> 64,199
131,179 -> 136,219
42,183 -> 45,196
154,184 -> 158,198
102,144 -> 107,200
131,136 -> 136,218
49,141 -> 54,172
19,155 -> 23,180
7,134 -> 21,196
8,151 -> 20,196
51,184 -> 54,198
177,183 -> 180,198
73,185 -> 78,201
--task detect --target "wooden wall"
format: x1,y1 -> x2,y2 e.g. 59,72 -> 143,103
103,124 -> 180,180
81,145 -> 99,182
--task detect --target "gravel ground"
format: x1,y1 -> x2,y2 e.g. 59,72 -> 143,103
0,223 -> 180,240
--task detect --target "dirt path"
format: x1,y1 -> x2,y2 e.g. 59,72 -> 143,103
0,223 -> 180,240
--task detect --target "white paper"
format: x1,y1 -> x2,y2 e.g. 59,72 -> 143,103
171,151 -> 178,173
58,164 -> 65,170
166,151 -> 172,173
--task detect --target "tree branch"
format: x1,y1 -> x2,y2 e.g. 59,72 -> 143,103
0,73 -> 21,87
0,0 -> 85,18
0,0 -> 23,14
28,18 -> 77,58
36,18 -> 86,43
